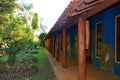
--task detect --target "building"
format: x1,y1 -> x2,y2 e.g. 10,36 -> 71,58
45,0 -> 120,80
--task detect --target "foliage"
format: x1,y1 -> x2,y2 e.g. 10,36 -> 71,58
2,15 -> 32,40
30,48 -> 39,54
0,14 -> 33,65
0,0 -> 19,24
39,33 -> 47,47
14,53 -> 34,71
30,48 -> 57,80
20,1 -> 34,26
36,42 -> 40,48
39,17 -> 48,33
0,48 -> 57,80
0,53 -> 35,72
2,14 -> 32,47
31,13 -> 38,31
22,2 -> 33,11
40,24 -> 47,33
0,0 -> 40,76
0,54 -> 8,61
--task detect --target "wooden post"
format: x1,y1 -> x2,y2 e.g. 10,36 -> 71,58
50,38 -> 52,54
62,29 -> 67,68
47,39 -> 50,51
53,37 -> 55,57
56,34 -> 60,61
48,38 -> 50,52
78,18 -> 86,80
52,37 -> 54,56
51,38 -> 53,55
55,34 -> 58,60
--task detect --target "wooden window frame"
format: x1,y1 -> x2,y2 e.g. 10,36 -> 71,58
115,15 -> 120,63
95,22 -> 102,58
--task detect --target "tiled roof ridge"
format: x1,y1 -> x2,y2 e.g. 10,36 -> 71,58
50,0 -> 103,33
45,0 -> 120,39
56,0 -> 80,24
52,0 -> 80,30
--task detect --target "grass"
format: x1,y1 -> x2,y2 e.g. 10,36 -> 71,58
1,47 -> 57,80
30,47 -> 57,80
0,54 -> 9,61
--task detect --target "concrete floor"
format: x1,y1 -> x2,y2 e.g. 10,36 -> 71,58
45,50 -> 120,80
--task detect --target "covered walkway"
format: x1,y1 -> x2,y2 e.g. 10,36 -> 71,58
46,49 -> 120,80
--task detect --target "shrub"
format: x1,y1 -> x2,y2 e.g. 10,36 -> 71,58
0,53 -> 36,73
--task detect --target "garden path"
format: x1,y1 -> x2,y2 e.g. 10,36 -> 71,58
46,49 -> 120,80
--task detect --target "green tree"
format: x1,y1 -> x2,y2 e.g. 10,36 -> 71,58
20,1 -> 34,24
31,13 -> 38,32
39,33 -> 46,47
0,0 -> 20,56
31,13 -> 39,49
22,2 -> 33,11
39,17 -> 48,33
0,0 -> 19,24
2,14 -> 32,64
0,0 -> 35,67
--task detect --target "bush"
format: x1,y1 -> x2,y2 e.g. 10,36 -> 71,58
30,50 -> 38,54
15,53 -> 34,71
0,53 -> 36,72
39,33 -> 46,47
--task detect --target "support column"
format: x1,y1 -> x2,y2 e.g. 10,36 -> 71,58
53,37 -> 55,57
51,38 -> 53,55
55,35 -> 57,58
48,38 -> 50,52
47,38 -> 50,51
56,34 -> 60,61
62,29 -> 67,68
50,38 -> 53,54
52,37 -> 54,56
46,39 -> 49,51
78,18 -> 86,80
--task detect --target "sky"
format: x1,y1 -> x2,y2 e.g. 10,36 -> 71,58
20,0 -> 71,32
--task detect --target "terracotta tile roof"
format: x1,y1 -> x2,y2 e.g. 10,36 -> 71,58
47,0 -> 79,36
70,0 -> 103,16
45,0 -> 120,39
